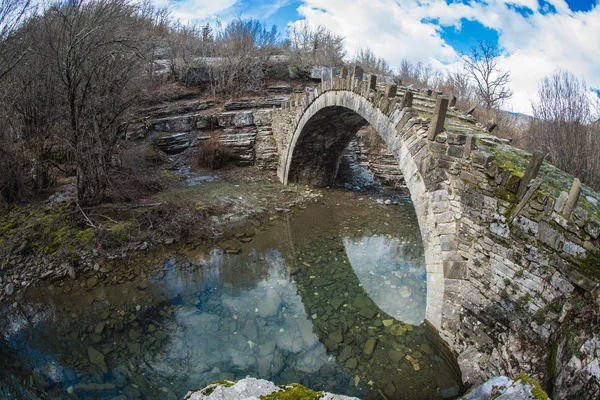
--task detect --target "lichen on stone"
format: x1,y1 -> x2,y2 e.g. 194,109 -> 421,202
513,373 -> 549,400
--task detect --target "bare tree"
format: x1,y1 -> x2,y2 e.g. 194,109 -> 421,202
396,58 -> 441,89
526,69 -> 600,189
353,47 -> 392,76
461,41 -> 512,110
167,21 -> 213,81
0,0 -> 33,81
287,21 -> 345,67
444,66 -> 475,104
209,17 -> 280,95
14,0 -> 150,205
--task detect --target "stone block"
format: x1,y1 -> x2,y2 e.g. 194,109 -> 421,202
384,83 -> 397,98
367,74 -> 377,91
447,145 -> 464,158
217,111 -> 254,128
351,65 -> 364,82
490,222 -> 510,238
400,91 -> 413,109
562,241 -> 587,259
513,216 -> 539,235
538,221 -> 564,250
471,151 -> 494,168
584,218 -> 600,239
554,191 -> 568,213
503,173 -> 521,194
439,235 -> 458,251
444,261 -> 468,279
446,133 -> 467,145
517,151 -> 545,200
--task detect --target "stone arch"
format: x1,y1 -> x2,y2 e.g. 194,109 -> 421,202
278,90 -> 460,329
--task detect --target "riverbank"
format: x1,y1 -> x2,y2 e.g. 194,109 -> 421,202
0,165 -> 325,307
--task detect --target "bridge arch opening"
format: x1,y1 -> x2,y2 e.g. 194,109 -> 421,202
279,90 -> 455,329
285,106 -> 368,186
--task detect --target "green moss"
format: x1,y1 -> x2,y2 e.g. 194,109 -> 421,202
76,228 -> 95,246
517,293 -> 532,309
104,221 -> 135,247
260,384 -> 323,400
145,144 -> 163,164
500,288 -> 509,299
574,251 -> 600,282
201,380 -> 235,396
533,309 -> 546,325
513,373 -> 549,400
160,169 -> 178,179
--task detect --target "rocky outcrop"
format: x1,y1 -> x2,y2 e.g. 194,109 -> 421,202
184,378 -> 359,400
463,375 -> 549,400
554,333 -> 600,399
340,126 -> 406,188
142,99 -> 282,170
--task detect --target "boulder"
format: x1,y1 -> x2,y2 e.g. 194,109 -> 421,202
184,378 -> 360,400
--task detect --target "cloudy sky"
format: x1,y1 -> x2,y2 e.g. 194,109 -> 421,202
154,0 -> 599,114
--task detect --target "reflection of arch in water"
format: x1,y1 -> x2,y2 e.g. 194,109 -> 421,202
283,213 -> 463,399
343,235 -> 427,325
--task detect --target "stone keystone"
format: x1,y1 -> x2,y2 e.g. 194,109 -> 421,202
427,96 -> 449,141
517,151 -> 545,201
563,178 -> 582,219
400,91 -> 413,109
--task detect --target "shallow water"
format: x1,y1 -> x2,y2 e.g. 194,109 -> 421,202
0,190 -> 463,399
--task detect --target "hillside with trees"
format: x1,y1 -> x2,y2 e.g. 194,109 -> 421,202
1,0 -> 598,205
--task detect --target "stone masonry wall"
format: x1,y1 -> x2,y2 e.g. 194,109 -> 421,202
271,71 -> 600,396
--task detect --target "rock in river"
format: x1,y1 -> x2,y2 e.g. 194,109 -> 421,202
87,347 -> 107,372
258,290 -> 281,318
363,337 -> 378,358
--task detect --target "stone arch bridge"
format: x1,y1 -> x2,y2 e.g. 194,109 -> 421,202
270,66 -> 600,384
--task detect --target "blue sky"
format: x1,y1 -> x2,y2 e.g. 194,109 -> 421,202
154,0 -> 600,113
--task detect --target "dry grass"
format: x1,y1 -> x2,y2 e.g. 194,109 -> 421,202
196,136 -> 233,169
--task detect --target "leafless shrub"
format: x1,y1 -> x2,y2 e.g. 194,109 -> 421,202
107,142 -> 166,202
525,69 -> 600,189
0,144 -> 31,202
196,136 -> 233,169
442,66 -> 476,105
396,58 -> 443,89
0,0 -> 34,81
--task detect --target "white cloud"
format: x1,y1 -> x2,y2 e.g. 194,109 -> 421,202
155,0 -> 239,23
291,0 -> 600,114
